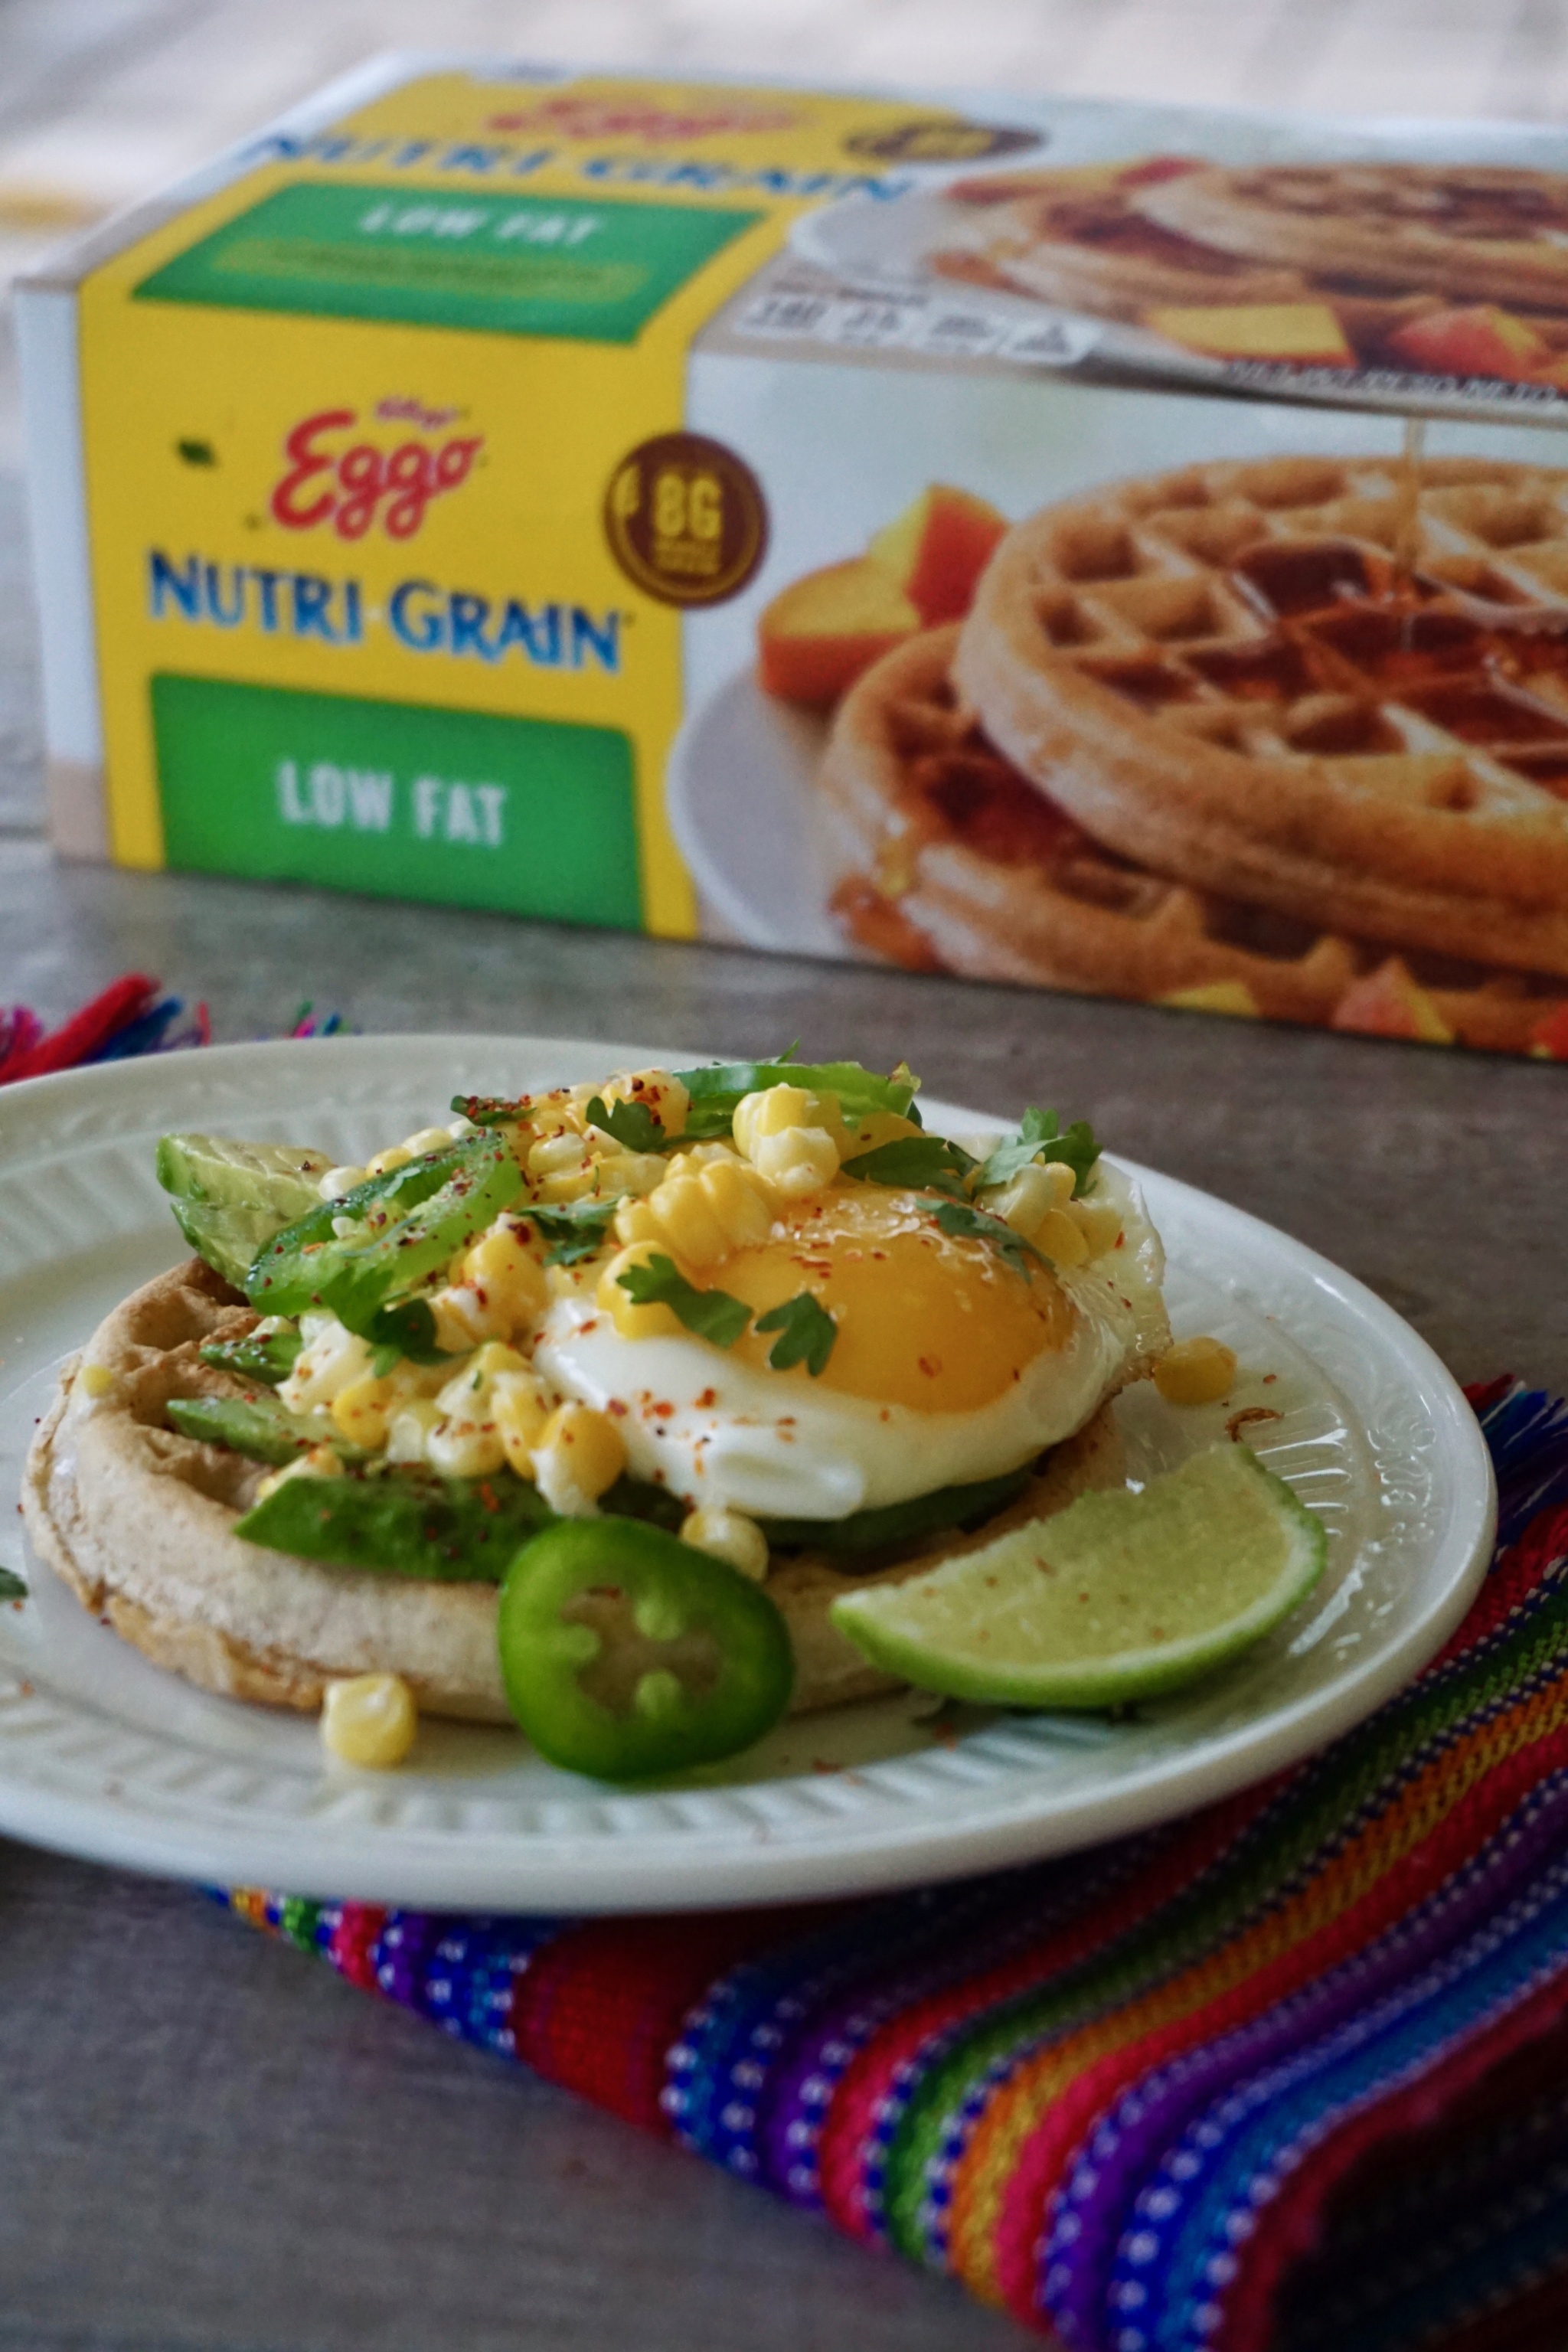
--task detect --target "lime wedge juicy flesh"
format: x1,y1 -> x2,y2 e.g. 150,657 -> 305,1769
829,1442 -> 1325,1710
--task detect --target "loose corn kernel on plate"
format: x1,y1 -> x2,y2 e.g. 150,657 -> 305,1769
0,1035 -> 1492,1911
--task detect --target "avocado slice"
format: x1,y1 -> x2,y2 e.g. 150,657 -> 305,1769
157,1131 -> 337,1291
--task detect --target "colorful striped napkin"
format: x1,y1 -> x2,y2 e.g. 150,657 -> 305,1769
0,974 -> 351,1086
221,1380 -> 1568,2352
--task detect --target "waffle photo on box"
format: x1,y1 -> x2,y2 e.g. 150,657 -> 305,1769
15,57 -> 1568,1061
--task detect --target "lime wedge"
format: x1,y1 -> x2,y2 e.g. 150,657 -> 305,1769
828,1443 -> 1325,1710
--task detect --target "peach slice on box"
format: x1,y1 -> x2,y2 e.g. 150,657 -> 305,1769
756,557 -> 920,705
1530,1001 -> 1568,1060
868,485 -> 1010,626
1388,304 -> 1550,383
1331,959 -> 1454,1046
1143,302 -> 1354,366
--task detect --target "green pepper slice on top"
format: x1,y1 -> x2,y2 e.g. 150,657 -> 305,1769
246,1134 -> 522,1349
498,1518 -> 793,1780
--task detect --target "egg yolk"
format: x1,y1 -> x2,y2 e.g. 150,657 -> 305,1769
714,1186 -> 1082,1413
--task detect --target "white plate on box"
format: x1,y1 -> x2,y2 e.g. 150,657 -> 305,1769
667,667 -> 843,954
787,185 -> 1215,379
0,1035 -> 1494,1912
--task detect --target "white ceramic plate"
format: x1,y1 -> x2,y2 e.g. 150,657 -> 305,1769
0,1035 -> 1494,1913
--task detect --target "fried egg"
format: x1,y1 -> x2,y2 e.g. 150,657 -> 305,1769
533,1158 -> 1166,1521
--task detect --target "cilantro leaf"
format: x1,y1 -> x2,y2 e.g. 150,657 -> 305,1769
0,1567 -> 26,1602
364,1296 -> 445,1364
586,1093 -> 667,1154
977,1107 -> 1101,1197
529,1197 -> 622,1267
616,1254 -> 751,1348
754,1292 -> 838,1378
840,1133 -> 975,1197
929,1197 -> 1044,1279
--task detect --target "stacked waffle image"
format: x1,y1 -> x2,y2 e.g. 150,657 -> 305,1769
932,161 -> 1568,384
816,456 -> 1568,1054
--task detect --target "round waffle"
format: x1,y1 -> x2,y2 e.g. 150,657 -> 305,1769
1132,164 -> 1568,312
934,181 -> 1307,321
23,1257 -> 1129,1726
954,455 -> 1568,980
818,626 -> 1568,1053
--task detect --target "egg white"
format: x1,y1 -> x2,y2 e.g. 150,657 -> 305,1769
531,1160 -> 1167,1521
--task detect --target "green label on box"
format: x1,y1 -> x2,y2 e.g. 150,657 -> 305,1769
152,673 -> 642,924
133,183 -> 763,341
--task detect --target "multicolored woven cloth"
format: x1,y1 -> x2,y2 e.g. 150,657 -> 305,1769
0,973 -> 349,1086
224,1380 -> 1568,2352
0,973 -> 210,1082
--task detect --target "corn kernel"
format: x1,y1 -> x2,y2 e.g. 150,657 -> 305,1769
843,1109 -> 921,1157
279,1319 -> 374,1413
78,1361 -> 117,1400
984,1160 -> 1068,1239
426,1416 -> 507,1478
733,1083 -> 814,1156
680,1507 -> 769,1583
400,1125 -> 452,1157
318,1163 -> 368,1200
1154,1336 -> 1238,1406
491,1372 -> 551,1475
1069,1198 -> 1124,1259
646,1171 -> 729,1268
613,1197 -> 660,1247
1034,1207 -> 1091,1269
697,1156 -> 773,1249
462,1222 -> 549,1332
320,1674 -> 418,1769
435,1344 -> 525,1422
331,1373 -> 399,1451
529,1129 -> 592,1180
599,1067 -> 690,1142
386,1397 -> 443,1465
597,1241 -> 684,1338
532,1401 -> 628,1516
536,1166 -> 597,1205
254,1443 -> 343,1501
752,1125 -> 840,1200
364,1145 -> 413,1178
599,1149 -> 668,1198
430,1285 -> 501,1354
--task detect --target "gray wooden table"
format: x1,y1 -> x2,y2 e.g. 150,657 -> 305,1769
2,837 -> 1566,2352
3,4 -> 1566,2334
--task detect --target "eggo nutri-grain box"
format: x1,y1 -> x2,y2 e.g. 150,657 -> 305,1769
18,57 -> 1568,1057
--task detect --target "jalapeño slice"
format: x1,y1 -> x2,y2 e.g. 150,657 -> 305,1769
246,1134 -> 522,1339
498,1518 -> 793,1780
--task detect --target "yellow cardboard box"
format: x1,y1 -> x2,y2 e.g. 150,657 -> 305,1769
19,58 -> 1568,1057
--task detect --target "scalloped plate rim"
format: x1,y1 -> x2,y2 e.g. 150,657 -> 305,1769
0,1034 -> 1495,1910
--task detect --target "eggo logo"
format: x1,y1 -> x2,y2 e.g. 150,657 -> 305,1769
270,408 -> 483,541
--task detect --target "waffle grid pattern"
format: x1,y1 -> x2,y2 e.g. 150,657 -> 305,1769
825,616 -> 1568,1050
1014,456 -> 1568,825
